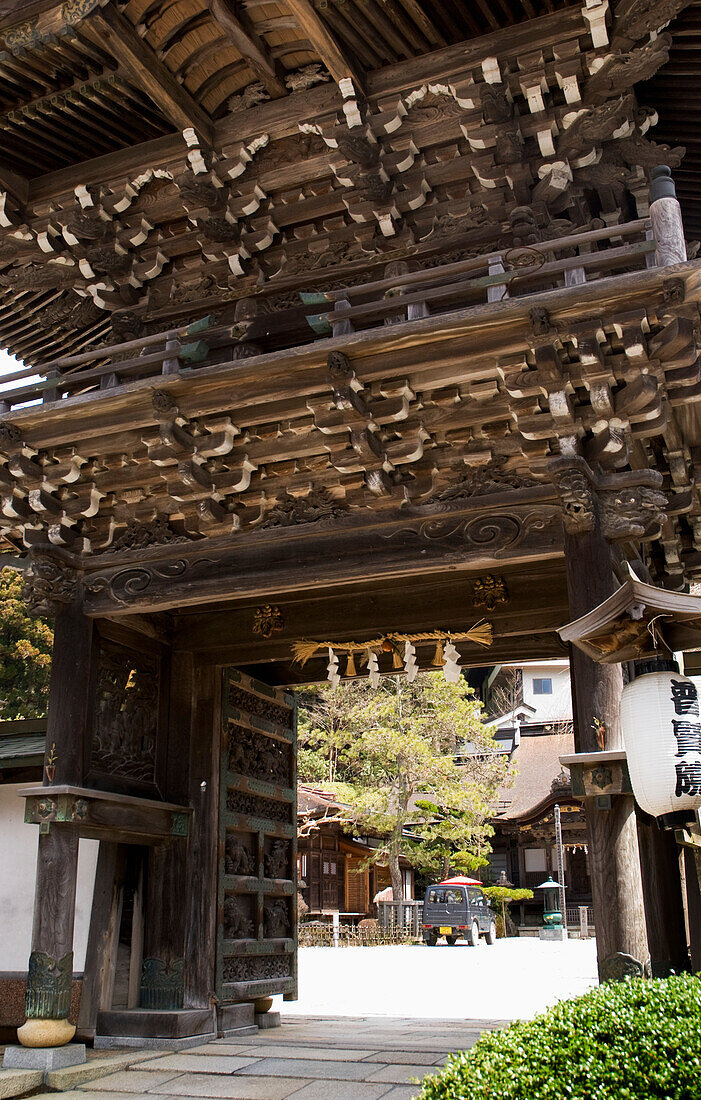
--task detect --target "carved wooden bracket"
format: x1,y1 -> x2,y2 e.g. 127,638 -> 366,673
547,455 -> 668,541
22,550 -> 80,619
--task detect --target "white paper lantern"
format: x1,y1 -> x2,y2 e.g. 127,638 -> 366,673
621,663 -> 701,817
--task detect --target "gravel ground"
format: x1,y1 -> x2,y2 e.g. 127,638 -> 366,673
281,938 -> 598,1021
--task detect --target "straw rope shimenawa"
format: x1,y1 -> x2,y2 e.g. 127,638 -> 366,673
292,621 -> 493,670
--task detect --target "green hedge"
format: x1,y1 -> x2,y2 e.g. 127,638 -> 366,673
419,974 -> 701,1100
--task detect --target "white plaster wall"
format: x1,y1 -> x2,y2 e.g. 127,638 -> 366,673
0,783 -> 98,971
520,661 -> 573,724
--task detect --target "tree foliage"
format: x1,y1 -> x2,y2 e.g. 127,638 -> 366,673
0,567 -> 53,719
297,673 -> 511,899
482,885 -> 534,935
420,975 -> 701,1100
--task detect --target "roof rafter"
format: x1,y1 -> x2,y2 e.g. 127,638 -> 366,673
284,0 -> 364,91
207,0 -> 287,99
86,4 -> 214,144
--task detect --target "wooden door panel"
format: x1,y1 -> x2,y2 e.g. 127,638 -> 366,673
217,669 -> 297,1003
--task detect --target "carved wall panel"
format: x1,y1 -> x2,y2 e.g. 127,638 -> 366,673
218,668 -> 297,1003
87,632 -> 165,795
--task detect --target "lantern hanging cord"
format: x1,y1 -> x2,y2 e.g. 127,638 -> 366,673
645,613 -> 676,654
292,622 -> 492,666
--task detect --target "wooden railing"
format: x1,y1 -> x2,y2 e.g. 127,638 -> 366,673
0,219 -> 655,415
377,899 -> 424,936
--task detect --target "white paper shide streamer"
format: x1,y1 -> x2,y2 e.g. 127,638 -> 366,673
367,650 -> 381,688
326,646 -> 340,688
442,640 -> 462,683
403,640 -> 418,682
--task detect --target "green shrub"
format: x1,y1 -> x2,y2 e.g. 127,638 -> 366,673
419,974 -> 701,1100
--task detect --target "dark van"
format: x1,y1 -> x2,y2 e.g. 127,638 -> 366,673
422,883 -> 497,946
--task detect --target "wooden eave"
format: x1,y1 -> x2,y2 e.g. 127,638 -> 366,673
558,569 -> 701,662
1,257 -> 701,601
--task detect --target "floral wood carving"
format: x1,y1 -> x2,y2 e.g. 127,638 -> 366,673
258,489 -> 349,528
253,604 -> 284,638
223,955 -> 291,982
472,574 -> 509,611
417,457 -> 539,507
227,682 -> 291,727
109,517 -> 190,552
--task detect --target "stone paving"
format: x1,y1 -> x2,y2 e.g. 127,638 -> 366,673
26,1015 -> 507,1100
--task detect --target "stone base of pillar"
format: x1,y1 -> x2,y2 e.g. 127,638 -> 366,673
95,1007 -> 217,1050
255,1011 -> 281,1029
16,1018 -> 76,1048
4,1043 -> 86,1070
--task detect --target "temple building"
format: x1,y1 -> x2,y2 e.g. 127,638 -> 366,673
0,0 -> 699,1049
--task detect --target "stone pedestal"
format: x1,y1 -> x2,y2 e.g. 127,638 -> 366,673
255,1011 -> 281,1029
539,927 -> 568,941
3,1043 -> 86,1071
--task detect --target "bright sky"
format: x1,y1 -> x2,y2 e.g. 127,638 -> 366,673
0,348 -> 19,373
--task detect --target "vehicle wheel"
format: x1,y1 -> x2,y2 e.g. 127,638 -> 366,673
485,920 -> 497,945
468,921 -> 480,947
446,934 -> 459,945
424,932 -> 438,946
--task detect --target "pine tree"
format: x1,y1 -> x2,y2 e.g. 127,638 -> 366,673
297,672 -> 511,899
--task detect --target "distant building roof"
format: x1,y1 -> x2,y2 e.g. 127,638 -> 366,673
0,718 -> 46,773
496,727 -> 574,822
297,784 -> 347,817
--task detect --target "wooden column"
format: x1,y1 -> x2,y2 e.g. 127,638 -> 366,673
183,661 -> 221,1009
650,165 -> 687,267
23,598 -> 94,1041
562,513 -> 649,979
636,811 -> 689,976
140,651 -> 194,1010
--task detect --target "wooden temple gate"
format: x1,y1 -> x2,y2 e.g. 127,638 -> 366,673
0,0 -> 700,1046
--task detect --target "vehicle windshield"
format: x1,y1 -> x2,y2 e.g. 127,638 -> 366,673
426,887 -> 465,904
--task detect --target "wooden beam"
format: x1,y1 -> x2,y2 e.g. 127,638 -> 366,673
0,164 -> 29,206
207,0 -> 287,99
88,6 -> 214,144
284,0 -> 364,90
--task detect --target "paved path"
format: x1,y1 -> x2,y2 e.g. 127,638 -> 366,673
29,1017 -> 505,1100
286,938 -> 598,1020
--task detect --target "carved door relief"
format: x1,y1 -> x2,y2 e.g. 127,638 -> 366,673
86,626 -> 168,798
218,668 -> 297,1003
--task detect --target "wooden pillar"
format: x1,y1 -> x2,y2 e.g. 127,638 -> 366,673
636,811 -> 689,976
22,598 -> 94,1044
140,651 -> 195,1010
183,661 -> 220,1009
650,165 -> 687,268
561,500 -> 649,979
